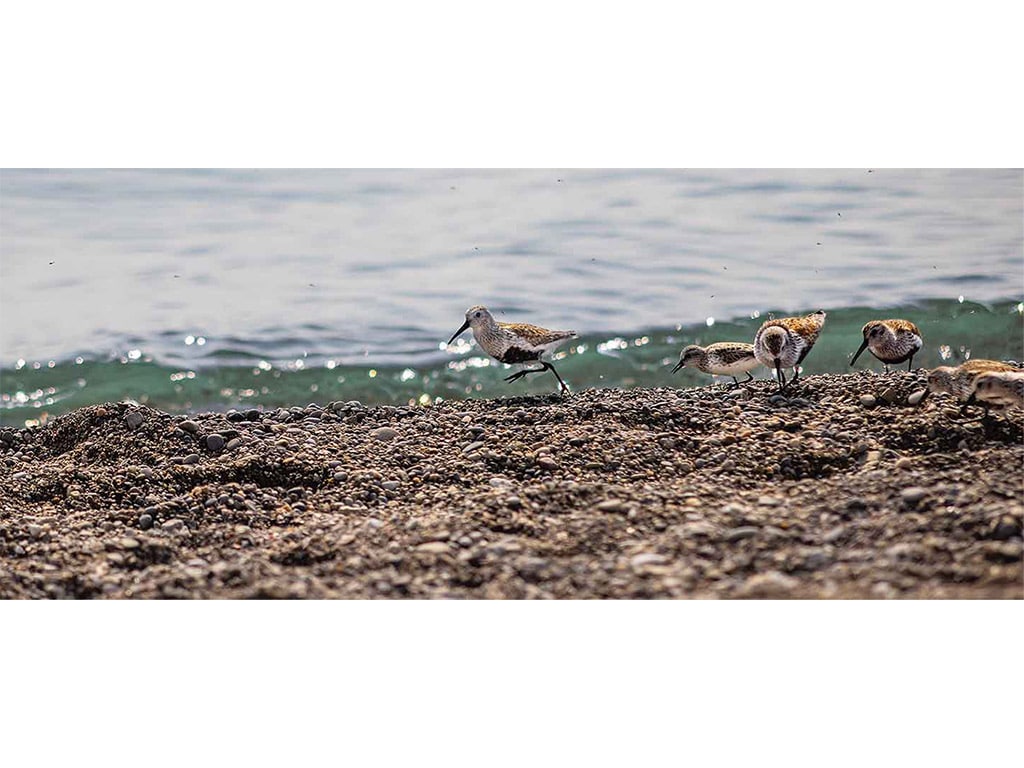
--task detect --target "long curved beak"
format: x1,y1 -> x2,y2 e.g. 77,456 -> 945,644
447,319 -> 470,346
671,361 -> 684,374
850,338 -> 869,366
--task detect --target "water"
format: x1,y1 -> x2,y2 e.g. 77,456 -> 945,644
2,169 -> 1022,426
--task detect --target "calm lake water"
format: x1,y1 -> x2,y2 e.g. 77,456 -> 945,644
2,169 -> 1022,425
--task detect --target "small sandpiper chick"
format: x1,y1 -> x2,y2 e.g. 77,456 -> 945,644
926,359 -> 1018,409
671,342 -> 759,388
753,310 -> 827,391
850,319 -> 923,372
446,305 -> 578,395
973,371 -> 1024,410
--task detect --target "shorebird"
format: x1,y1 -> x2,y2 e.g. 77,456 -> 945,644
753,310 -> 827,391
926,359 -> 1019,415
973,371 -> 1024,410
671,342 -> 760,388
850,319 -> 923,371
446,305 -> 578,395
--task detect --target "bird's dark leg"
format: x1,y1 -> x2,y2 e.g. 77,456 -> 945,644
542,361 -> 570,395
774,362 -> 786,392
907,355 -> 913,372
884,364 -> 890,374
731,376 -> 740,389
745,372 -> 754,382
504,366 -> 546,383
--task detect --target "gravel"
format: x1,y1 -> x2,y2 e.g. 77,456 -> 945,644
0,371 -> 1020,599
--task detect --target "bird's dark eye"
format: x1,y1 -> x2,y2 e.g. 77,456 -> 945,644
474,312 -> 481,318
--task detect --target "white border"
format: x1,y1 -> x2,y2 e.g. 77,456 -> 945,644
1,2 -> 1021,765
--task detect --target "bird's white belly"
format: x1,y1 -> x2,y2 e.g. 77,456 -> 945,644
707,357 -> 761,376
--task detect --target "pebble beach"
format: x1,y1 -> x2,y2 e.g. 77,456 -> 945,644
1,371 -> 1021,599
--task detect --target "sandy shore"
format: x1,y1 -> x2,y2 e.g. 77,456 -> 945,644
1,370 -> 1021,599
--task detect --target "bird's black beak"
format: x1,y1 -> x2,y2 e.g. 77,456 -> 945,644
447,319 -> 470,346
671,361 -> 684,374
850,338 -> 869,367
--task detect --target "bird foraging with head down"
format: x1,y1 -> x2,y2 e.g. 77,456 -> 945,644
753,310 -> 827,392
671,342 -> 759,388
850,319 -> 923,371
927,359 -> 1021,418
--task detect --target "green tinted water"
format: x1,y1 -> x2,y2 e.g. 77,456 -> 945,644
3,299 -> 1021,427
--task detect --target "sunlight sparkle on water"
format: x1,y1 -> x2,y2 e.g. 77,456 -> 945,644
597,338 -> 629,355
705,317 -> 715,327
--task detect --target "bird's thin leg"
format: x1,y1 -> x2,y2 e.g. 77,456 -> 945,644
775,362 -> 787,392
730,376 -> 740,389
907,355 -> 913,372
542,361 -> 571,395
745,372 -> 754,382
884,364 -> 890,374
504,366 -> 546,383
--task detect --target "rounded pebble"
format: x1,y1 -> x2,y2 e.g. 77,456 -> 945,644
907,389 -> 927,406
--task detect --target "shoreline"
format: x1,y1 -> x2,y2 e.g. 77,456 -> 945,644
1,371 -> 1021,599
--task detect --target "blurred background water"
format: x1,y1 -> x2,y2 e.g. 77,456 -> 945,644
1,169 -> 1021,426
